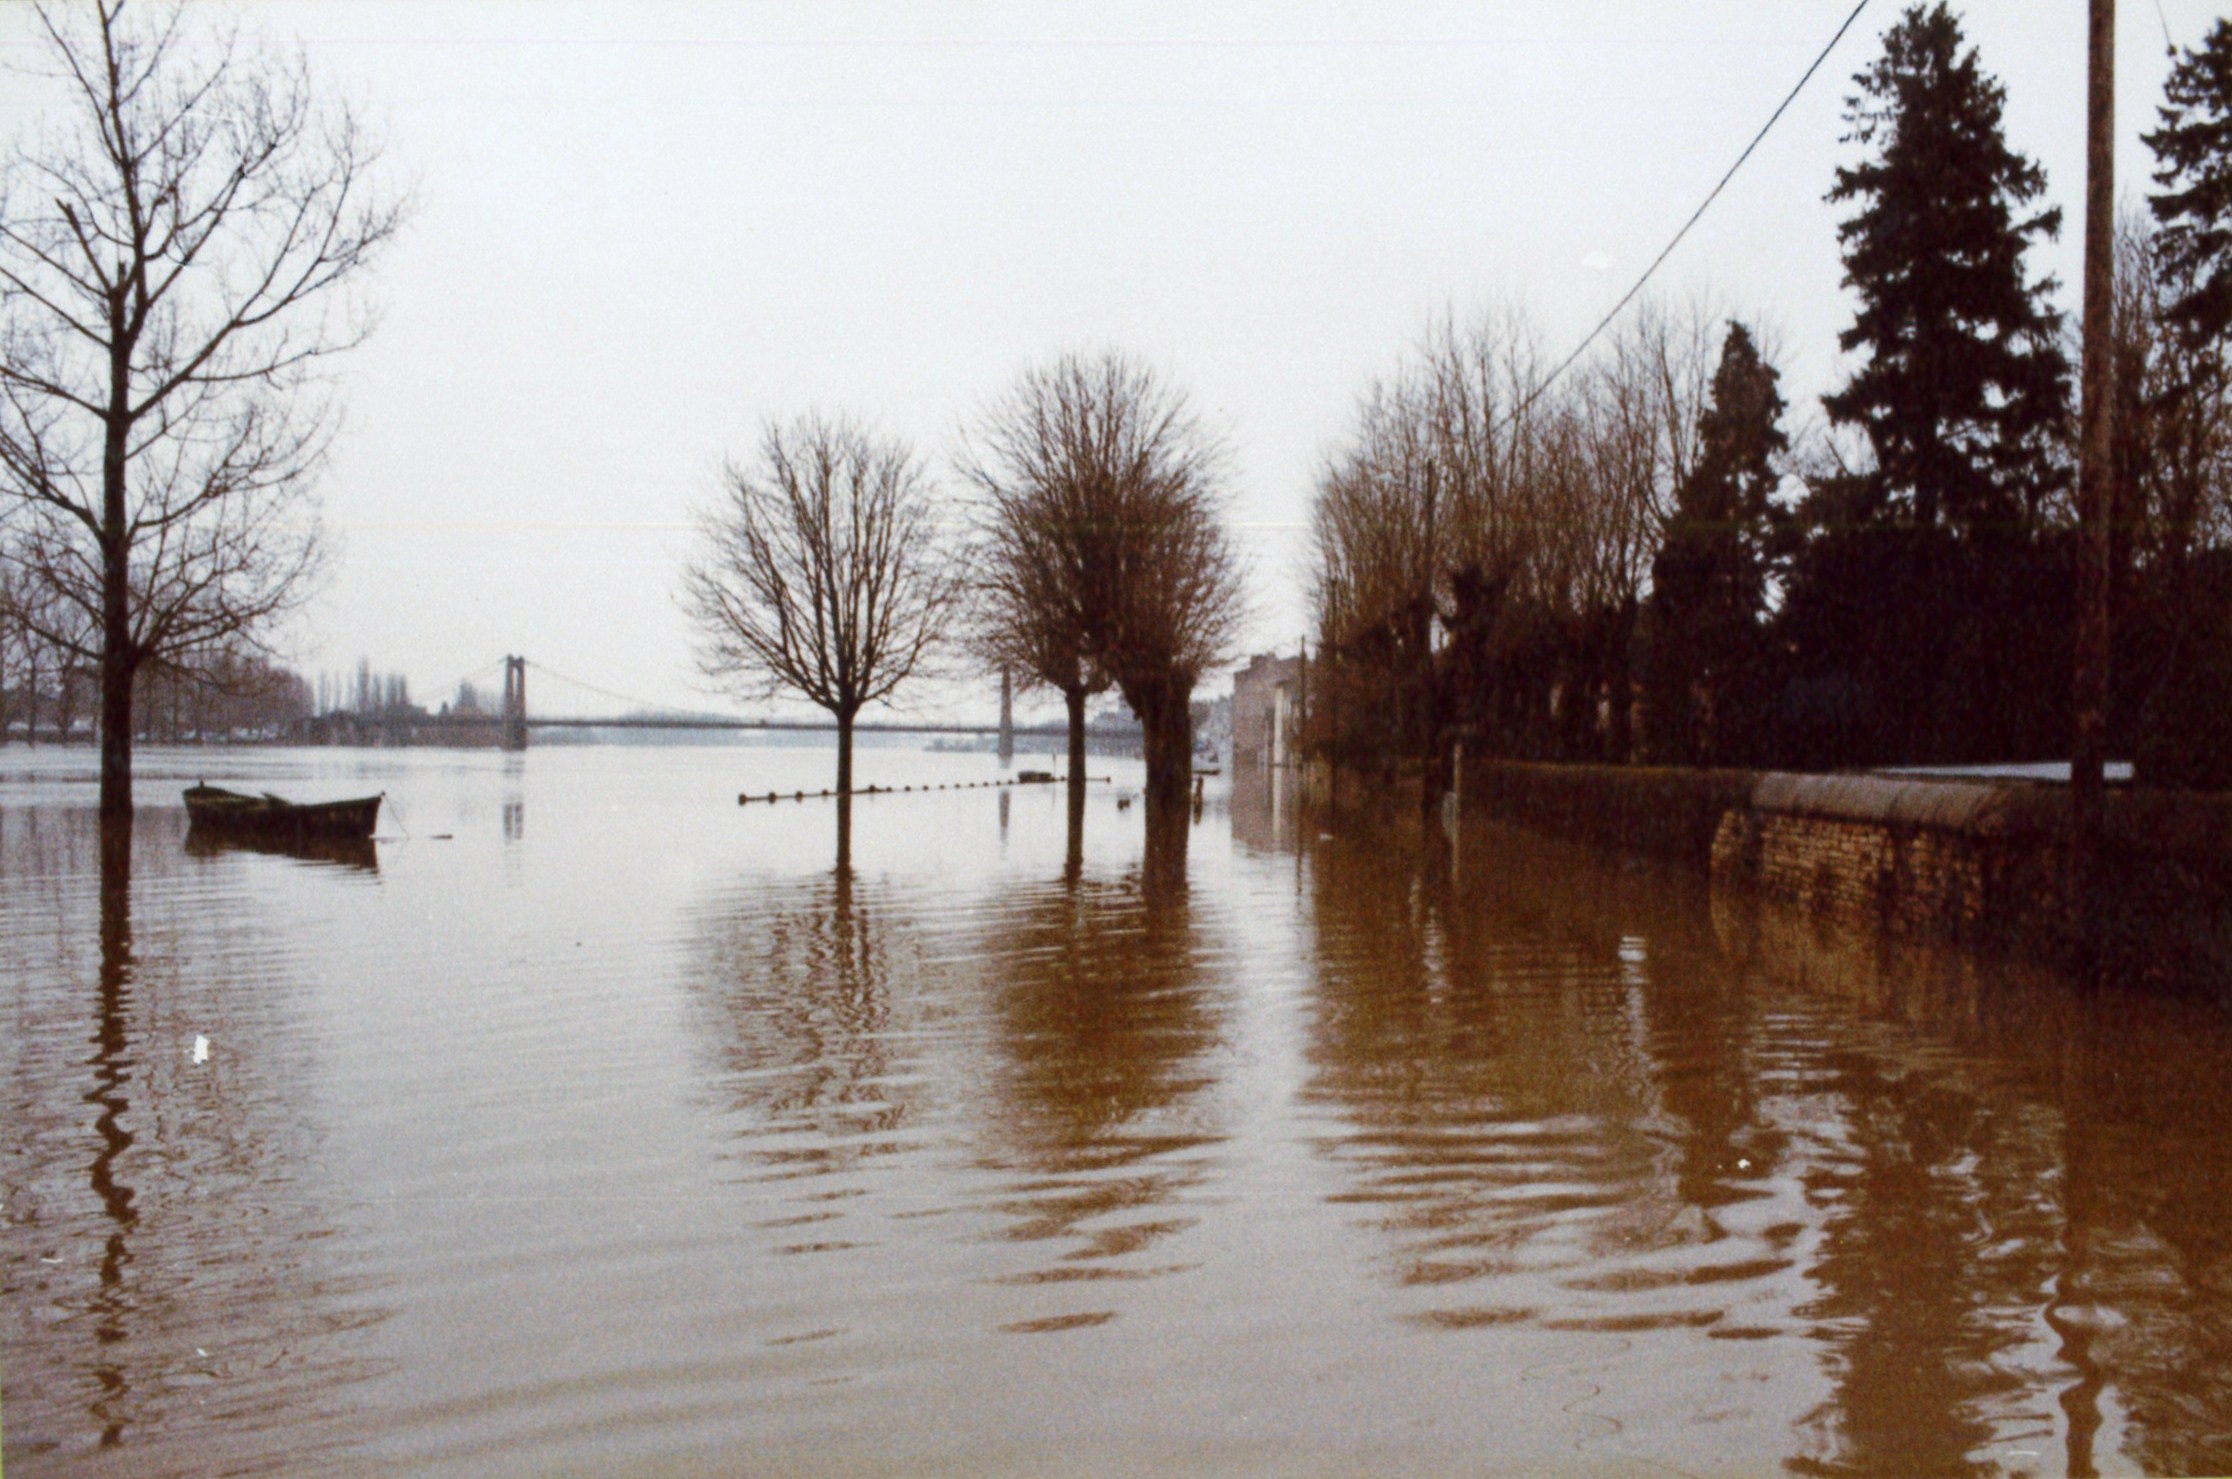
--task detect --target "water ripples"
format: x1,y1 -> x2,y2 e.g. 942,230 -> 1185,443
12,748 -> 2232,1475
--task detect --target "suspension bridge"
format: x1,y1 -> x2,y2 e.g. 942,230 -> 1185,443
299,656 -> 1108,755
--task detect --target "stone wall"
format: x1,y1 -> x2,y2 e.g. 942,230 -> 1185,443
1705,777 -> 2066,958
1458,759 -> 2232,990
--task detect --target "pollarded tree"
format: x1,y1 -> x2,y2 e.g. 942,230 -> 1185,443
1642,322 -> 1786,766
965,353 -> 1241,822
681,413 -> 961,800
1080,360 -> 1244,820
958,364 -> 1119,812
0,2 -> 403,821
1823,2 -> 2070,535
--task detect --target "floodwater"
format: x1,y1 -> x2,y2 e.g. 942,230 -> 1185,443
6,744 -> 2232,1478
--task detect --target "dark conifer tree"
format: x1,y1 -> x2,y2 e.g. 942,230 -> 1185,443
1822,2 -> 2071,535
2149,19 -> 2232,347
1644,323 -> 1785,766
2141,24 -> 2232,789
1771,6 -> 2079,767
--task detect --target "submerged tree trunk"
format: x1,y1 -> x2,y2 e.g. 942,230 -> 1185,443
1141,786 -> 1190,901
1064,784 -> 1085,884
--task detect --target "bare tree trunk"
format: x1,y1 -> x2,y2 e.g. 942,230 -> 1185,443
836,707 -> 856,796
1065,685 -> 1088,810
100,399 -> 133,823
1137,679 -> 1195,820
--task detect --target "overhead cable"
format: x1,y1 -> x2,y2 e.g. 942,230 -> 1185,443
1507,0 -> 1875,426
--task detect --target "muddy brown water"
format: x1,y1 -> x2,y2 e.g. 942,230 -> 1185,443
6,744 -> 2232,1477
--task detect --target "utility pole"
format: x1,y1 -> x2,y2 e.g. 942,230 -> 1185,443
2073,0 -> 2116,959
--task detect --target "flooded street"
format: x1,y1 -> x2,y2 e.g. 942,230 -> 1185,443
8,744 -> 2232,1477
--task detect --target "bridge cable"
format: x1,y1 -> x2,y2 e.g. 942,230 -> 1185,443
418,657 -> 507,708
522,659 -> 711,720
517,659 -> 1023,730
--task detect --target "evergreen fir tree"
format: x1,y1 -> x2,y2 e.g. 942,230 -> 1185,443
2148,19 -> 2232,347
1645,323 -> 1785,766
1822,2 -> 2070,535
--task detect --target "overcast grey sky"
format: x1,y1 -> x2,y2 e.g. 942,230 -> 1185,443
5,2 -> 2219,720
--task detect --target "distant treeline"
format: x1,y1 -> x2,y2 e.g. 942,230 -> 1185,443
0,629 -> 311,745
1308,6 -> 2232,792
0,630 -> 438,747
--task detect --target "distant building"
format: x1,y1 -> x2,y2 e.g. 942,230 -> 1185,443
1194,694 -> 1232,760
1232,652 -> 1304,768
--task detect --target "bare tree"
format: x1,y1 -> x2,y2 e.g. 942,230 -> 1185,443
2101,212 -> 2232,780
1102,433 -> 1245,817
958,367 -> 1116,811
0,1 -> 401,820
681,412 -> 961,799
2112,214 -> 2232,581
1308,295 -> 1734,771
963,353 -> 1240,821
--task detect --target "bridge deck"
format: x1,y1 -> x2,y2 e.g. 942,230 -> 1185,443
413,714 -> 1090,737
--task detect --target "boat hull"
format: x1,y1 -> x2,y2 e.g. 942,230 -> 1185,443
183,785 -> 383,842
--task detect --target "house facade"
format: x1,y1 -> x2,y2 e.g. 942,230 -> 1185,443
1232,651 -> 1305,768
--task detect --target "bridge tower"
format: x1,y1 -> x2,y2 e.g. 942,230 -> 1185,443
500,655 -> 528,752
997,668 -> 1014,765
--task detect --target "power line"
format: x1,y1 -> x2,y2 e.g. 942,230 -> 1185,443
1510,0 -> 1875,425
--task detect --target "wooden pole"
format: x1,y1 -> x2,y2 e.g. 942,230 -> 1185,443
2072,0 -> 2116,961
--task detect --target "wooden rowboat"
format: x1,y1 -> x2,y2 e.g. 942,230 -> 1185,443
183,783 -> 383,842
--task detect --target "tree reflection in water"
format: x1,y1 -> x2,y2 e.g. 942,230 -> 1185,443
88,820 -> 139,1447
692,846 -> 914,1190
1715,899 -> 2232,1479
972,800 -> 1227,1319
1298,807 -> 2232,1474
1303,816 -> 1790,1335
2,806 -> 383,1469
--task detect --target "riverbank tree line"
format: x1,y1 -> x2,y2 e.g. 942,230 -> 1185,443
1306,4 -> 2232,792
